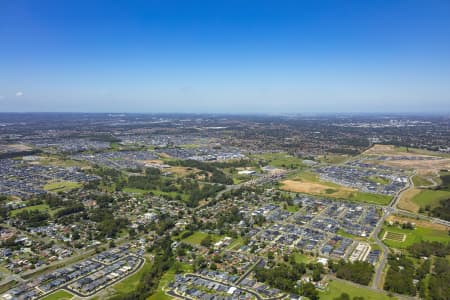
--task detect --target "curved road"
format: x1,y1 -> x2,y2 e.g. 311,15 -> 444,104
170,273 -> 286,300
371,174 -> 414,289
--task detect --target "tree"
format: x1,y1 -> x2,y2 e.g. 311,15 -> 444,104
200,235 -> 213,248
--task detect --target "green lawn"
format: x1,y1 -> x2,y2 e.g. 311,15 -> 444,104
380,225 -> 450,249
43,181 -> 82,192
395,146 -> 450,158
123,187 -> 188,201
411,189 -> 450,210
112,259 -> 152,296
10,204 -> 50,216
41,290 -> 74,300
320,279 -> 396,300
181,231 -> 223,246
316,154 -> 350,164
288,170 -> 323,182
226,237 -> 244,251
293,252 -> 314,264
148,263 -> 192,300
123,187 -> 150,194
367,176 -> 390,185
412,175 -> 433,187
252,152 -> 305,169
347,191 -> 392,206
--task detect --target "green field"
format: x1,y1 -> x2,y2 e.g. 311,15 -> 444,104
148,263 -> 193,300
181,231 -> 223,246
41,290 -> 74,300
412,175 -> 434,187
226,237 -> 244,251
43,181 -> 82,192
112,259 -> 152,296
380,225 -> 450,249
367,176 -> 390,185
394,146 -> 450,158
316,154 -> 350,164
320,279 -> 396,300
347,191 -> 392,206
252,152 -> 305,169
10,204 -> 50,216
411,189 -> 450,210
123,187 -> 188,201
293,252 -> 314,264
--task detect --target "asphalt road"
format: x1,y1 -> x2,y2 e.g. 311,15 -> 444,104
371,174 -> 413,289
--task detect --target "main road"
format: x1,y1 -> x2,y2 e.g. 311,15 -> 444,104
371,173 -> 414,289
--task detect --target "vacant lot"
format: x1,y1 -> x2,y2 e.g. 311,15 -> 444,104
43,181 -> 82,192
412,189 -> 450,211
252,152 -> 305,169
148,263 -> 193,300
181,231 -> 223,246
380,223 -> 449,249
10,204 -> 50,216
281,172 -> 391,205
363,145 -> 450,172
397,188 -> 422,212
41,290 -> 73,300
319,279 -> 395,300
110,259 -> 151,296
386,215 -> 448,231
412,175 -> 434,187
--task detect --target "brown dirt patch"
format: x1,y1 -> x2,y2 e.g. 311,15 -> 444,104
386,215 -> 449,231
0,144 -> 32,152
381,159 -> 450,172
281,179 -> 356,198
364,145 -> 450,172
143,159 -> 164,164
397,188 -> 421,212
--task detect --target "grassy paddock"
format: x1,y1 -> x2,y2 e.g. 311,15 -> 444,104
380,224 -> 449,249
320,279 -> 396,300
41,290 -> 74,300
412,189 -> 450,210
112,259 -> 152,296
148,263 -> 193,300
251,152 -> 305,169
282,171 -> 391,205
10,204 -> 50,216
43,181 -> 82,192
412,175 -> 433,187
181,231 -> 223,246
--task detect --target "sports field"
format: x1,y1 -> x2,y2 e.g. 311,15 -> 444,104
380,223 -> 449,249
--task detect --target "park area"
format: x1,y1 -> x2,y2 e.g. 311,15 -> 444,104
319,279 -> 396,300
380,217 -> 449,249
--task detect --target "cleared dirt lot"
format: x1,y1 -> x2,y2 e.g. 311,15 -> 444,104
281,179 -> 356,198
364,144 -> 450,173
397,188 -> 421,212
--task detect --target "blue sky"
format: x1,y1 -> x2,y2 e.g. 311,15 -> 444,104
1,0 -> 450,113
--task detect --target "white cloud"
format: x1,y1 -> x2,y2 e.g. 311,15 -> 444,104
16,91 -> 24,97
0,95 -> 4,99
